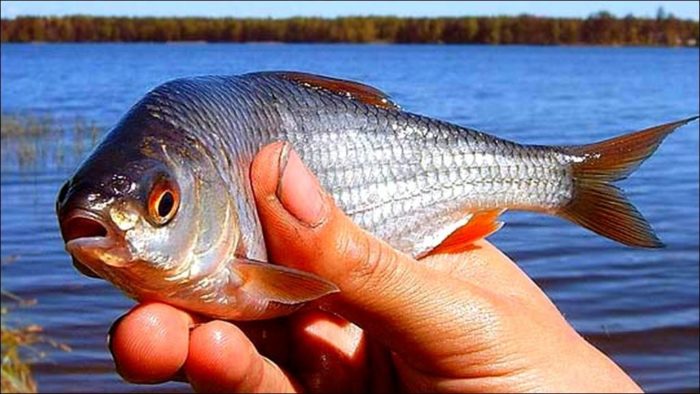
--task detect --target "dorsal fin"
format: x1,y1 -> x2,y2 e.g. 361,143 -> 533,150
425,209 -> 506,256
266,71 -> 400,110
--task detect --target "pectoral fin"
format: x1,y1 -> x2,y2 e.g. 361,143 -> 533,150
234,257 -> 339,305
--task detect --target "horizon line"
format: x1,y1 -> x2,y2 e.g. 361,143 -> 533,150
3,11 -> 699,21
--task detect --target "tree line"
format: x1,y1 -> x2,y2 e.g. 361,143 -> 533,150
1,12 -> 698,46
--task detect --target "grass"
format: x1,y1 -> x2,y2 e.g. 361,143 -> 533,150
0,114 -> 57,138
1,113 -> 101,139
1,257 -> 71,394
1,306 -> 39,393
1,113 -> 102,168
1,116 -> 90,391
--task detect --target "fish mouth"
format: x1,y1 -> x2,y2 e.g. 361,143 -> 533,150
61,209 -> 133,271
62,209 -> 111,248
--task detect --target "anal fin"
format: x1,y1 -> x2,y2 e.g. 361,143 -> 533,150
425,209 -> 505,256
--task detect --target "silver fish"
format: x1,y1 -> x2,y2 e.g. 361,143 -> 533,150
56,71 -> 698,320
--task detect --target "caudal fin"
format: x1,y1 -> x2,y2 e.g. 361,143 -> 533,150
559,116 -> 698,248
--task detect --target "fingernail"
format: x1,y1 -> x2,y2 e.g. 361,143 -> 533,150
277,143 -> 328,226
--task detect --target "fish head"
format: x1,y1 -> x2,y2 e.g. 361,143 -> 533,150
56,111 -> 238,299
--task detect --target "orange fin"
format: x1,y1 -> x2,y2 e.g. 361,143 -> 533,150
271,71 -> 400,110
558,116 -> 698,248
235,257 -> 339,305
563,116 -> 698,181
426,209 -> 505,256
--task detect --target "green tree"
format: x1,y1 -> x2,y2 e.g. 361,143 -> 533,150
0,14 -> 696,46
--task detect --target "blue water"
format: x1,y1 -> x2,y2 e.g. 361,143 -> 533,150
1,44 -> 698,393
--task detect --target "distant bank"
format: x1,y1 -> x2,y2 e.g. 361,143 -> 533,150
1,13 -> 698,46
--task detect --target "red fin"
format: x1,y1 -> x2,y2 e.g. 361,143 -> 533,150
235,257 -> 339,305
273,71 -> 399,110
426,209 -> 505,256
563,116 -> 698,181
559,116 -> 698,248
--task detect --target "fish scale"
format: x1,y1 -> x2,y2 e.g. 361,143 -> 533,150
288,104 -> 547,251
56,71 -> 696,320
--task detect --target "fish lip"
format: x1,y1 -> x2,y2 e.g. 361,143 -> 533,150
60,207 -> 106,225
62,209 -> 133,269
65,235 -> 114,253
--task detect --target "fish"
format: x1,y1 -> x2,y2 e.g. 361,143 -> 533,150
55,71 -> 698,320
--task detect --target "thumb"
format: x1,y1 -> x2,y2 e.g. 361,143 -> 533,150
250,142 -> 500,373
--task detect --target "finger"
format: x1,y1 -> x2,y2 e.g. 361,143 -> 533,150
185,320 -> 300,393
110,302 -> 295,385
366,336 -> 397,393
289,310 -> 369,392
250,142 -> 503,373
109,302 -> 194,384
235,318 -> 292,367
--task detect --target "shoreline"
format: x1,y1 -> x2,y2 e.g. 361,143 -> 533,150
3,14 -> 697,47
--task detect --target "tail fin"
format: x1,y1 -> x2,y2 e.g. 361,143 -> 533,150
559,116 -> 698,248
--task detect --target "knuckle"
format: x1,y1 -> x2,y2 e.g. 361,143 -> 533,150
334,228 -> 400,293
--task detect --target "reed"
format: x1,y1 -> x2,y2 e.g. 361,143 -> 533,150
1,113 -> 102,168
0,114 -> 56,138
1,257 -> 71,394
1,309 -> 39,394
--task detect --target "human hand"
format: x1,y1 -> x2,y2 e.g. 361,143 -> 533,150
109,142 -> 642,392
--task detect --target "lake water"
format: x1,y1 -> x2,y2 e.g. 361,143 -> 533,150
1,44 -> 698,393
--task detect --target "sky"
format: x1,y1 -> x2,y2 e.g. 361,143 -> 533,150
1,1 -> 698,20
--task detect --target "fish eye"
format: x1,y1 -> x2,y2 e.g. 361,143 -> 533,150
148,179 -> 179,225
158,191 -> 174,217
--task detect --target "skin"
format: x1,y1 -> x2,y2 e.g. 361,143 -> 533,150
109,142 -> 642,393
